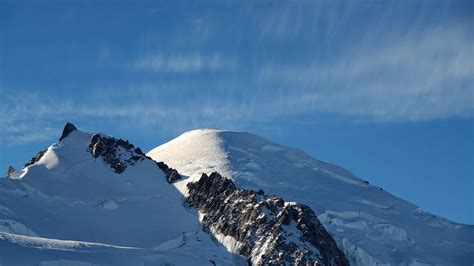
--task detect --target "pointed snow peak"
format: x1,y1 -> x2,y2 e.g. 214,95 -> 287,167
59,122 -> 78,141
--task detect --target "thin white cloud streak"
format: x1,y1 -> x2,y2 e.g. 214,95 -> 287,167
258,25 -> 474,122
6,129 -> 57,146
2,25 -> 472,145
132,53 -> 238,73
0,91 -> 253,146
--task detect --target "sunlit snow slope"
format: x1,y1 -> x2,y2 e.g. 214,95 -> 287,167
0,127 -> 244,266
148,129 -> 474,266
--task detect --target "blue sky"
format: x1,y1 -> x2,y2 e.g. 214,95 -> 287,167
1,0 -> 473,224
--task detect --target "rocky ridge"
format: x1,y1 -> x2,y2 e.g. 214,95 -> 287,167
155,161 -> 182,183
23,148 -> 47,168
87,133 -> 147,174
15,123 -> 349,265
186,172 -> 348,266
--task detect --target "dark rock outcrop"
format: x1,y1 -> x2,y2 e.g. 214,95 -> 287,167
187,172 -> 348,266
59,122 -> 77,141
155,161 -> 182,183
88,134 -> 146,174
6,166 -> 16,177
24,148 -> 48,168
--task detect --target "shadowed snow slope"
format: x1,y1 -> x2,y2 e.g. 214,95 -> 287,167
0,127 -> 245,266
148,129 -> 474,266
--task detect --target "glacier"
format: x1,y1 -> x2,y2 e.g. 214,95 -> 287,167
1,125 -> 472,265
148,129 -> 474,265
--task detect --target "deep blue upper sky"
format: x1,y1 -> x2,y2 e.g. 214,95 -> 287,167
1,0 -> 473,224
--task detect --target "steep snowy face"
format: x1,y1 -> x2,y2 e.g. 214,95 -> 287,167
0,124 -> 244,265
148,129 -> 474,266
148,129 -> 234,194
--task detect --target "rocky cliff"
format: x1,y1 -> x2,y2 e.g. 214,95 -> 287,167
187,172 -> 348,266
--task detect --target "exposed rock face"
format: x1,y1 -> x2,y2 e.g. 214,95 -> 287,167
88,134 -> 146,174
24,149 -> 48,168
155,161 -> 181,183
6,166 -> 16,177
18,122 -> 349,265
59,122 -> 77,141
187,172 -> 348,266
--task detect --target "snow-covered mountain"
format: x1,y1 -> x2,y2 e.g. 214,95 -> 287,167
148,129 -> 474,265
0,124 -> 246,265
0,124 -> 352,265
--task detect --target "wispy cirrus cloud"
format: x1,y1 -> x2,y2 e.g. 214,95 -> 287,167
0,89 -> 250,146
258,25 -> 474,122
132,53 -> 238,73
3,22 -> 472,146
2,21 -> 472,146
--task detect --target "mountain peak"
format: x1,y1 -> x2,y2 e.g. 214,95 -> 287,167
148,128 -> 473,266
59,122 -> 77,141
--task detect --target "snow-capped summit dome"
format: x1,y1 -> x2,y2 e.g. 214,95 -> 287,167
148,128 -> 473,266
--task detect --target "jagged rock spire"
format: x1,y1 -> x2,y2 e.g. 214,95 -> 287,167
59,122 -> 77,141
6,165 -> 16,177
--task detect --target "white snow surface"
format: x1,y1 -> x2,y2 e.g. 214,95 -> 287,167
0,129 -> 245,265
148,128 -> 474,266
